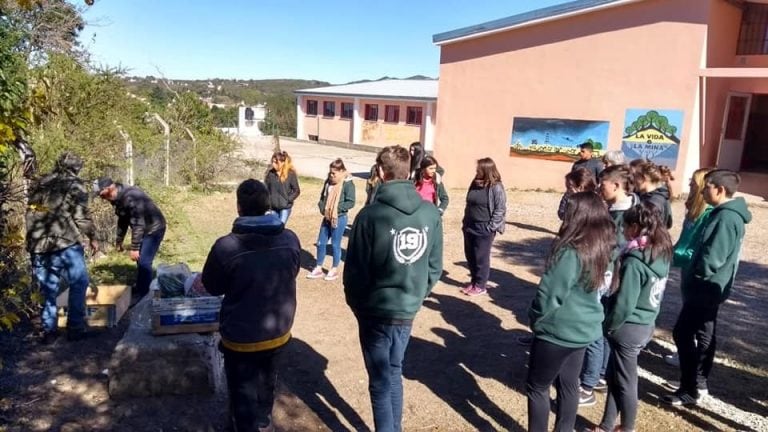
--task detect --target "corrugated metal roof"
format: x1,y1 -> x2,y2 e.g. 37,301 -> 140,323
433,0 -> 636,45
294,79 -> 438,100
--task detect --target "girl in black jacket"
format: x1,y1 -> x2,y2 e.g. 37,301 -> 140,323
461,157 -> 506,297
264,151 -> 300,224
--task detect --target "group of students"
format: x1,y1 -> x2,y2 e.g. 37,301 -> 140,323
264,142 -> 507,298
207,140 -> 751,432
527,142 -> 752,432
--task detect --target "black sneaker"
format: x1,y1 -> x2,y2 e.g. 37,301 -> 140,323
579,387 -> 596,407
39,330 -> 59,345
663,380 -> 709,397
663,390 -> 699,406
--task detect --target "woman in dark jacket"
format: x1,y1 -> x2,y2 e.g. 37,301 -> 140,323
461,157 -> 506,296
264,151 -> 300,224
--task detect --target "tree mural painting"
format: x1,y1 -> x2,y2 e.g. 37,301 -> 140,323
621,109 -> 684,168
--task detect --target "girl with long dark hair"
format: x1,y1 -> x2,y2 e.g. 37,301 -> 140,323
591,202 -> 672,432
461,157 -> 506,296
408,142 -> 424,180
527,192 -> 615,432
414,155 -> 449,214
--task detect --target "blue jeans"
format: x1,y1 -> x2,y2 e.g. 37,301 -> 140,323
276,208 -> 291,224
136,228 -> 165,296
31,244 -> 90,333
581,336 -> 610,390
357,317 -> 412,432
315,214 -> 347,268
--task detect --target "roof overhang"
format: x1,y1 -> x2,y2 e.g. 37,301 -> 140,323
433,0 -> 644,46
699,67 -> 768,78
293,91 -> 437,102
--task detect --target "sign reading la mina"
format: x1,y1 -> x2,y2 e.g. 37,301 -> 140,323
621,109 -> 684,168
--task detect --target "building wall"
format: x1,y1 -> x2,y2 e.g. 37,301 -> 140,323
703,0 -> 768,170
359,98 -> 432,147
301,96 -> 353,143
238,105 -> 266,136
434,0 -> 709,191
298,96 -> 436,148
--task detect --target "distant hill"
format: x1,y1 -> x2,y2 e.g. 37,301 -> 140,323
122,76 -> 331,106
122,75 -> 435,107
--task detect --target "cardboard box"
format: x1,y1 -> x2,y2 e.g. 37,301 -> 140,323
150,296 -> 221,335
57,285 -> 131,328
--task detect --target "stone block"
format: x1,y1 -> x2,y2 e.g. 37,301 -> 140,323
108,295 -> 224,399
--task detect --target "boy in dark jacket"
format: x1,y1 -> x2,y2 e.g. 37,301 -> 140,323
571,142 -> 604,180
95,178 -> 166,300
344,145 -> 443,432
664,169 -> 752,406
202,179 -> 301,431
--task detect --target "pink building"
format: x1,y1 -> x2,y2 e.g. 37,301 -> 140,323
294,80 -> 438,150
432,0 -> 768,197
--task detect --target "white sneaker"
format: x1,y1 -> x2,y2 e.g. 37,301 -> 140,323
324,268 -> 339,281
306,267 -> 324,279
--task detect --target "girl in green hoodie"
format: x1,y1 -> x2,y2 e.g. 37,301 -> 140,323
592,202 -> 672,432
527,192 -> 616,432
673,167 -> 714,269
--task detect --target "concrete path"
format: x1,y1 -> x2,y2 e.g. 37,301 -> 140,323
236,136 -> 376,181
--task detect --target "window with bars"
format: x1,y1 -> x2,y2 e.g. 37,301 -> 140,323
306,100 -> 318,116
737,3 -> 768,55
384,105 -> 400,123
364,104 -> 379,121
406,106 -> 423,125
323,101 -> 336,117
341,102 -> 353,119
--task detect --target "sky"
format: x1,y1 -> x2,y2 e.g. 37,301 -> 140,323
80,0 -> 569,84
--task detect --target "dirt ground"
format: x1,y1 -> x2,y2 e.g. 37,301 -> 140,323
1,180 -> 767,432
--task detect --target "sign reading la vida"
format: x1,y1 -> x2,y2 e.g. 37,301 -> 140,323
621,109 -> 684,169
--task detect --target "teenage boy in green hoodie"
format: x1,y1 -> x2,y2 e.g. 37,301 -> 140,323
664,169 -> 752,406
344,145 -> 443,432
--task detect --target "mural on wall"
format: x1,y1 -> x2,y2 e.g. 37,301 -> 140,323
621,109 -> 683,168
510,117 -> 610,162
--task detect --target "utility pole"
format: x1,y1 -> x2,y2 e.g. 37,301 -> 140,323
116,126 -> 134,186
149,113 -> 170,186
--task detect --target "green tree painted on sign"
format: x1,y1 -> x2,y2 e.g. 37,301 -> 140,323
624,110 -> 678,139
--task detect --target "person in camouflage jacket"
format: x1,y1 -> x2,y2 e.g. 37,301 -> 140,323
26,152 -> 99,343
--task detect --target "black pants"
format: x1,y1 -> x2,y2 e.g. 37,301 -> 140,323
673,303 -> 719,395
526,338 -> 586,432
462,224 -> 496,288
600,323 -> 654,431
221,344 -> 284,432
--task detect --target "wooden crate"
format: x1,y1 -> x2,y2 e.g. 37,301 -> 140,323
57,285 -> 131,328
150,296 -> 221,335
